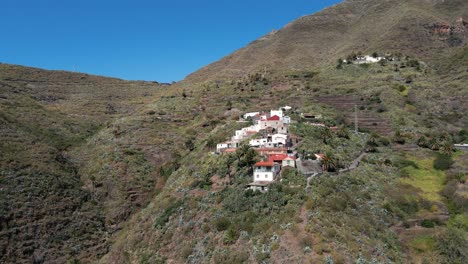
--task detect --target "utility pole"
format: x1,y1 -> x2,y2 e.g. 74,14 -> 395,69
354,104 -> 358,133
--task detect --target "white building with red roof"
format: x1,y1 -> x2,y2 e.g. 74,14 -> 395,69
268,154 -> 289,163
270,110 -> 284,119
254,147 -> 288,156
282,156 -> 296,168
258,115 -> 284,130
268,154 -> 296,168
253,161 -> 278,182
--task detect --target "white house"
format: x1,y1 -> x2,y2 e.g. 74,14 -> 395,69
253,161 -> 277,182
277,126 -> 288,134
354,55 -> 383,64
270,110 -> 284,120
249,138 -> 268,147
243,112 -> 260,119
282,156 -> 296,168
263,142 -> 281,148
258,115 -> 283,130
283,116 -> 291,124
216,141 -> 239,152
272,133 -> 288,146
231,125 -> 260,142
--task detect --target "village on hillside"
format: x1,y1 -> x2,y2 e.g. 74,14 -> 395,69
215,106 -> 340,192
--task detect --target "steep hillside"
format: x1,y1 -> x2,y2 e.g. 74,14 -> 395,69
97,0 -> 467,263
0,64 -> 169,263
187,0 -> 467,82
100,55 -> 467,263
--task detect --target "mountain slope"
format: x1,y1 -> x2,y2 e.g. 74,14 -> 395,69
0,64 -> 169,263
98,0 -> 467,263
186,0 -> 467,82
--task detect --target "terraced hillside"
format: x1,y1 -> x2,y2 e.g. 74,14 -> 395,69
316,95 -> 393,135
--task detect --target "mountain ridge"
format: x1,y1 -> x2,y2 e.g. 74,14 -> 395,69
185,0 -> 467,83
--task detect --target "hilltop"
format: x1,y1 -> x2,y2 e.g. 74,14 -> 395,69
187,0 -> 467,82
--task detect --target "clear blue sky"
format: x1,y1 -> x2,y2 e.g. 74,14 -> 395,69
1,0 -> 342,82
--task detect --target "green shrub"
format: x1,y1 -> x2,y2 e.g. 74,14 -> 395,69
154,200 -> 183,228
190,176 -> 213,189
407,59 -> 420,67
212,249 -> 249,264
300,235 -> 314,248
359,63 -> 370,69
223,227 -> 239,245
180,243 -> 193,259
214,217 -> 231,231
433,154 -> 453,171
421,219 -> 435,228
394,158 -> 418,169
437,227 -> 468,264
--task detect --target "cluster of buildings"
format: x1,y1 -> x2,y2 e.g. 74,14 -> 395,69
216,107 -> 292,153
343,55 -> 385,64
215,107 -> 300,192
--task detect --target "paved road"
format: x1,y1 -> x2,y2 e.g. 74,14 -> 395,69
306,152 -> 366,190
348,152 -> 366,170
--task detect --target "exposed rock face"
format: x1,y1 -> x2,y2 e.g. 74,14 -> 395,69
428,21 -> 452,35
425,17 -> 467,46
427,17 -> 467,35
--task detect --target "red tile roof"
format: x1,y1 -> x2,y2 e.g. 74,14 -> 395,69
255,161 -> 275,167
267,115 -> 280,121
268,154 -> 289,162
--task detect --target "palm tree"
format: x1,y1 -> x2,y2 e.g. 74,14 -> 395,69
205,137 -> 216,150
321,153 -> 338,172
368,133 -> 379,145
320,127 -> 333,144
337,125 -> 350,139
440,141 -> 454,156
429,138 -> 441,151
417,135 -> 429,148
